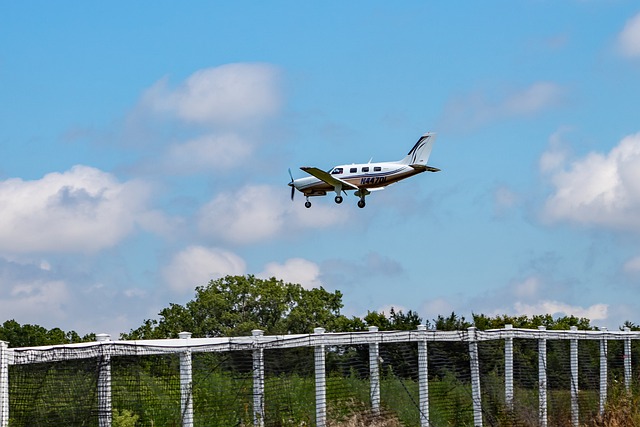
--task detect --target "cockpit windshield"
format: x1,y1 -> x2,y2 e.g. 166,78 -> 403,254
330,167 -> 343,175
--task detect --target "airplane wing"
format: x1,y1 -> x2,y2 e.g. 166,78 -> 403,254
300,167 -> 359,190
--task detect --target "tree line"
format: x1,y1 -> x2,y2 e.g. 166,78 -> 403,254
2,274 -> 638,347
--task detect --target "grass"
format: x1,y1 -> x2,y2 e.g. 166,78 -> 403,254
590,386 -> 640,427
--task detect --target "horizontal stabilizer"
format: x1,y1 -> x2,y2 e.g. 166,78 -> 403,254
409,164 -> 441,172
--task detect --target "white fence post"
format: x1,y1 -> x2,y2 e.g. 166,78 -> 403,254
569,326 -> 579,427
504,324 -> 514,411
368,326 -> 380,416
0,341 -> 8,427
314,327 -> 326,427
251,329 -> 265,427
599,328 -> 608,415
468,327 -> 483,427
96,333 -> 112,427
538,326 -> 547,427
178,332 -> 193,427
417,325 -> 429,427
624,327 -> 632,392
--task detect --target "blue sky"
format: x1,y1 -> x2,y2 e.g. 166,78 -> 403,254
2,2 -> 640,337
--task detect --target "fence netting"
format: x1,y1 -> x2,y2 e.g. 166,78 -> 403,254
10,358 -> 100,425
4,330 -> 640,426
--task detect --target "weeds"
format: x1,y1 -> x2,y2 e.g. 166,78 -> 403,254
590,387 -> 640,427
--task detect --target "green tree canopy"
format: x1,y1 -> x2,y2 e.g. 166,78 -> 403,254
123,275 -> 363,339
363,307 -> 422,331
432,312 -> 472,331
0,319 -> 94,348
472,313 -> 594,330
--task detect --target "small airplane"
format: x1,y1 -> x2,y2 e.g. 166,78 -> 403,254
288,132 -> 439,208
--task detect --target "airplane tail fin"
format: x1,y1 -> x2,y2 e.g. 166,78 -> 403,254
400,132 -> 437,165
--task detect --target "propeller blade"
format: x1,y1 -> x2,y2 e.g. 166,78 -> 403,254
288,168 -> 295,201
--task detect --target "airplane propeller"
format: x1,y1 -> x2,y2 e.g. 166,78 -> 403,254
288,168 -> 295,201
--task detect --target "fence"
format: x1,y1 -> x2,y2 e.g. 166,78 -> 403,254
1,325 -> 639,426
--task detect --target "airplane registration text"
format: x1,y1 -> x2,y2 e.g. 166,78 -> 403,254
360,176 -> 387,185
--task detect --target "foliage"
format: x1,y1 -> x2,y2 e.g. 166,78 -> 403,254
123,275 -> 363,339
363,307 -> 422,331
472,313 -> 594,330
0,319 -> 94,348
591,385 -> 640,427
621,320 -> 640,331
432,312 -> 472,330
9,359 -> 100,425
112,409 -> 140,427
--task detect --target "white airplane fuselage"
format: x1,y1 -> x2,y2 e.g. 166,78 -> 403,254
294,163 -> 425,196
289,132 -> 439,208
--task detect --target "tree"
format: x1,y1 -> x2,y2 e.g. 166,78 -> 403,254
433,312 -> 472,331
0,319 -> 94,348
472,313 -> 594,331
363,307 -> 422,331
622,320 -> 640,331
123,275 -> 361,339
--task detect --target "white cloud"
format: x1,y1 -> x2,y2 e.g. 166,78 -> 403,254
514,300 -> 608,321
125,63 -> 282,177
421,298 -> 455,320
539,128 -> 572,174
258,258 -> 321,289
0,165 -> 155,253
617,12 -> 640,58
163,245 -> 246,294
163,133 -> 253,173
504,82 -> 565,116
123,288 -> 147,298
197,184 -> 347,244
141,63 -> 282,126
440,81 -> 565,130
623,255 -> 640,274
512,276 -> 541,299
493,185 -> 518,215
198,185 -> 286,244
542,132 -> 640,231
0,280 -> 71,324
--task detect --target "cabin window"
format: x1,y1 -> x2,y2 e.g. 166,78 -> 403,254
350,167 -> 357,173
362,167 -> 369,172
331,167 -> 343,175
374,166 -> 382,172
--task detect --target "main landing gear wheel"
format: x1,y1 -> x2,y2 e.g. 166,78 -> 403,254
335,195 -> 343,204
358,200 -> 366,208
305,201 -> 312,208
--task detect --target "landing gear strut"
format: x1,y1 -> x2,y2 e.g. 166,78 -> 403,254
355,189 -> 368,208
305,197 -> 311,208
